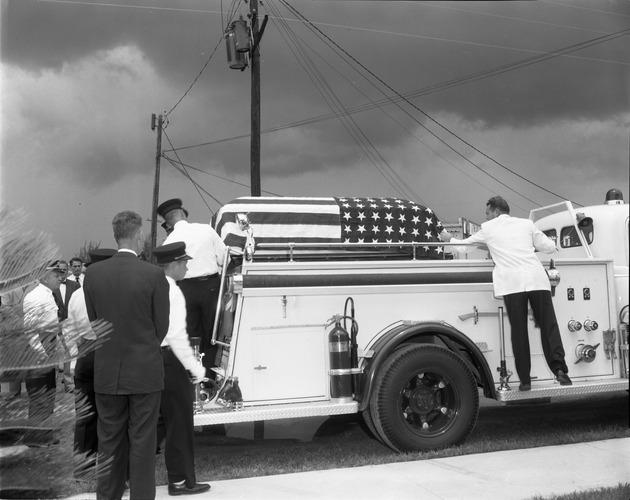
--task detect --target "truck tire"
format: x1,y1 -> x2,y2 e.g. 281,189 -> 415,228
370,344 -> 479,452
361,408 -> 384,445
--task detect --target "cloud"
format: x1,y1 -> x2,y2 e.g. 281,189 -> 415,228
3,45 -> 166,187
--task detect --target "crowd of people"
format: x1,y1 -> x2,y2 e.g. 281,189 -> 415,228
1,198 -> 225,499
1,194 -> 573,499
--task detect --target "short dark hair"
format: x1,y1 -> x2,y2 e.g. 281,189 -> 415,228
69,257 -> 83,265
112,211 -> 143,242
487,196 -> 510,214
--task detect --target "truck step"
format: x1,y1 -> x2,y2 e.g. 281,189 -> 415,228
193,400 -> 359,427
496,379 -> 628,403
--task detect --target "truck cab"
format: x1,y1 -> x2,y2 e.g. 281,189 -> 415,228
530,189 -> 629,377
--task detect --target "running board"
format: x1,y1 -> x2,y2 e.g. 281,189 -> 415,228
193,400 -> 359,427
496,379 -> 628,402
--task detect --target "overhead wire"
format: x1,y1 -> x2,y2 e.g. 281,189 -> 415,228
262,2 -> 550,208
166,26 -> 630,152
164,37 -> 223,118
279,0 -> 594,207
277,1 -> 540,210
416,1 -> 629,35
162,129 -> 221,212
157,1 -> 624,209
161,154 -> 282,196
265,0 -> 425,203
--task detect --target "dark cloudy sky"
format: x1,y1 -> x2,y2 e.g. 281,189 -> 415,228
1,0 -> 629,258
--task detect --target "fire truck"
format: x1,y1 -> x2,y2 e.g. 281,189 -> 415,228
192,191 -> 629,453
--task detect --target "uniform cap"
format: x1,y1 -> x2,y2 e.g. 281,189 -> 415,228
87,248 -> 117,266
157,198 -> 183,218
45,260 -> 64,271
153,242 -> 192,264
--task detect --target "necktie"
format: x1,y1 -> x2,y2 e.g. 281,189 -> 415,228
53,291 -> 64,319
75,276 -> 81,287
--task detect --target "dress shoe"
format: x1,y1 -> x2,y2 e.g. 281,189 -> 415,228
519,382 -> 531,391
556,370 -> 572,386
168,482 -> 211,496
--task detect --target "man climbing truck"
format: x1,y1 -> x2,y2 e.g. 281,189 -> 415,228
187,192 -> 628,453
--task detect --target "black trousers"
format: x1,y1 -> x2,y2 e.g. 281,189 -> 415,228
96,391 -> 161,500
24,368 -> 57,444
503,290 -> 569,383
178,276 -> 220,372
25,368 -> 56,422
157,349 -> 197,486
74,350 -> 97,462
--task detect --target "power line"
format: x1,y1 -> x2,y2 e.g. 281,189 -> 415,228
275,1 -> 626,206
37,0 -> 223,15
162,129 -> 222,212
266,0 -> 426,204
277,1 -> 552,207
165,37 -> 223,117
167,26 -> 629,153
161,154 -> 282,196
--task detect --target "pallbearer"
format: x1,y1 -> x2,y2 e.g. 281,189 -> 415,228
158,198 -> 227,375
153,242 -> 211,496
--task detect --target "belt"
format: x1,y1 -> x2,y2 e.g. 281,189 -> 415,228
184,273 -> 218,281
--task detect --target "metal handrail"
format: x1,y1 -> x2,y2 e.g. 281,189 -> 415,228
211,249 -> 235,348
529,200 -> 593,258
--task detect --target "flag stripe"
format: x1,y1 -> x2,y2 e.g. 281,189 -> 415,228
214,197 -> 341,245
214,197 -> 444,258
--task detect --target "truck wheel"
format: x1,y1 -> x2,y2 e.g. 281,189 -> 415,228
361,408 -> 384,444
370,344 -> 479,452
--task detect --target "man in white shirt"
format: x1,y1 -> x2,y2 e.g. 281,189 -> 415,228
440,196 -> 572,391
55,260 -> 80,393
65,248 -> 116,477
153,241 -> 210,496
158,198 -> 227,374
22,260 -> 65,444
68,257 -> 84,286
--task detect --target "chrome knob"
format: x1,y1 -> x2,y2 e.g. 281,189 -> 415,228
568,320 -> 582,332
583,319 -> 598,332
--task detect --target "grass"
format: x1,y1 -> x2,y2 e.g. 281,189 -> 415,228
530,483 -> 630,500
13,390 -> 629,497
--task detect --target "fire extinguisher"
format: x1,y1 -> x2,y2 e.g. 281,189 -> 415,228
329,315 -> 353,403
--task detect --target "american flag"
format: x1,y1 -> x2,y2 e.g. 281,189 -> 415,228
213,197 -> 444,257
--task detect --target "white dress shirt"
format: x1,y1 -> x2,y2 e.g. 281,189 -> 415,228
161,276 -> 206,380
68,273 -> 84,286
63,289 -> 97,356
163,220 -> 227,278
450,214 -> 556,297
23,282 -> 60,356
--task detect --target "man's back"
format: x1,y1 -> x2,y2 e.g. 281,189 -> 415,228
84,252 -> 169,394
461,214 -> 556,296
163,220 -> 226,278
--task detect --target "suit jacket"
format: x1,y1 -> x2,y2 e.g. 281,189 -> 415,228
83,251 -> 170,395
53,279 -> 80,320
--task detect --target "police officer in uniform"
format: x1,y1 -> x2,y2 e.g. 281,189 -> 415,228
157,198 -> 227,373
153,242 -> 210,496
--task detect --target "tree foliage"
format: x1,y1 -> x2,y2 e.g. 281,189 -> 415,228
0,206 -> 112,498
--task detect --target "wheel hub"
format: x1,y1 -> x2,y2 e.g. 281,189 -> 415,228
409,386 -> 438,415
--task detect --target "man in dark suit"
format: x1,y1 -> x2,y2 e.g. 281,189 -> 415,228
84,211 -> 170,500
54,260 -> 80,393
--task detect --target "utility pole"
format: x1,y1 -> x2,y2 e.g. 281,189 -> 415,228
150,113 -> 163,260
250,0 -> 261,197
226,7 -> 267,196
